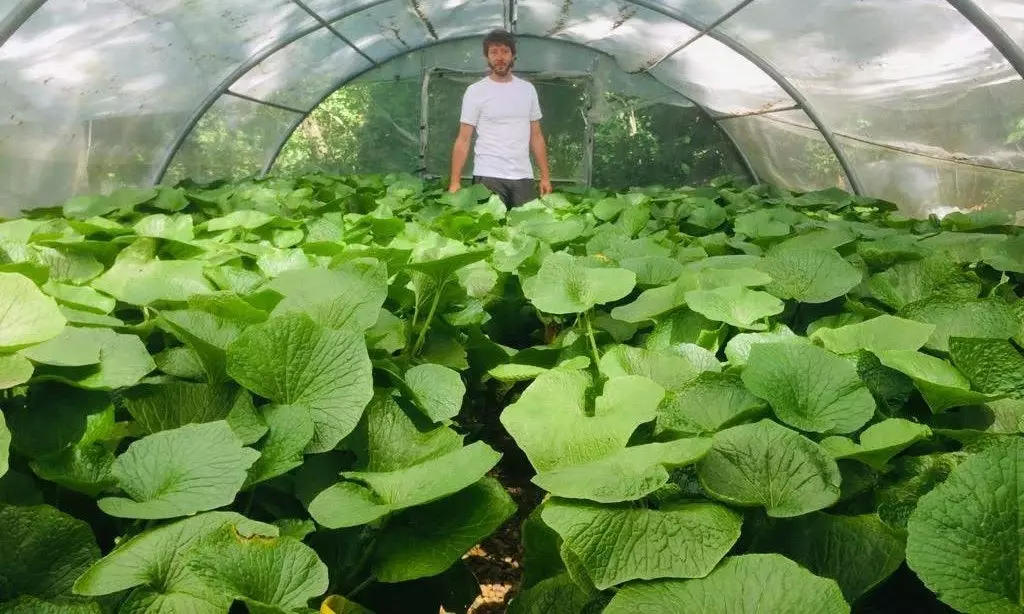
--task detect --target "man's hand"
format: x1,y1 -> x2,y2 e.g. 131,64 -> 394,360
448,181 -> 461,193
539,177 -> 553,196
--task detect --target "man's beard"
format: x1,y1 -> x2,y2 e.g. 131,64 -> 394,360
489,59 -> 513,77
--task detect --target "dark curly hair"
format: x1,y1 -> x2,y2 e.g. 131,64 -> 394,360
482,29 -> 516,57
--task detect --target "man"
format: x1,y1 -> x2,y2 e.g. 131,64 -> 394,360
448,29 -> 553,207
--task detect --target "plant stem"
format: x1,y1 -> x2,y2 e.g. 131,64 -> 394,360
349,575 -> 375,598
412,281 -> 444,357
583,310 -> 601,368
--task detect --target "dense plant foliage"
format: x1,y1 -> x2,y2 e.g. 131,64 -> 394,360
0,172 -> 1021,614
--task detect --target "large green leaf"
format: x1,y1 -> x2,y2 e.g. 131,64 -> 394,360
820,418 -> 932,470
0,353 -> 33,390
74,512 -> 241,612
982,234 -> 1024,273
742,342 -> 875,434
90,239 -> 215,305
506,574 -> 594,614
27,404 -> 120,498
724,324 -> 805,365
751,513 -> 905,603
899,296 -> 1018,352
0,504 -> 100,602
609,275 -> 697,323
343,392 -> 463,474
403,363 -> 465,422
523,252 -> 636,314
245,404 -> 314,486
599,344 -> 718,392
875,350 -> 999,413
372,477 -> 516,583
906,438 -> 1024,614
811,315 -> 935,355
267,259 -> 388,331
133,214 -> 194,242
188,519 -> 329,613
120,381 -> 265,442
226,313 -> 373,453
0,272 -> 66,350
18,326 -> 103,367
6,384 -> 111,460
306,441 -> 500,529
499,370 -> 664,472
532,437 -> 712,503
683,285 -> 784,330
949,337 -> 1024,400
98,421 -> 259,519
867,255 -> 981,310
32,327 -> 156,390
541,499 -> 743,590
656,371 -> 767,437
697,420 -> 842,517
42,281 -> 116,314
603,554 -> 850,614
158,308 -> 243,384
759,248 -> 862,303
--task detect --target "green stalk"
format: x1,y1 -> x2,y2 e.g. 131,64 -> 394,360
583,310 -> 601,369
349,575 -> 375,598
412,280 -> 445,357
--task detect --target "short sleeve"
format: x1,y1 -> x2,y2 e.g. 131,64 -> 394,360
529,85 -> 542,121
459,85 -> 481,126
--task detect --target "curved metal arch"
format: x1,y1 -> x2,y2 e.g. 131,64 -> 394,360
258,32 -> 760,184
946,0 -> 1024,81
625,0 -> 864,195
150,0 -> 400,185
0,0 -> 46,49
153,0 -> 871,192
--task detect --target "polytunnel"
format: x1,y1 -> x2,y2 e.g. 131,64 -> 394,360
3,0 -> 1024,219
2,3 -> 1024,614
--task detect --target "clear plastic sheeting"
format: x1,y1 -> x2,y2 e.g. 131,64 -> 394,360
230,27 -> 372,112
332,0 -> 437,63
0,0 -> 1021,220
647,35 -> 795,116
715,0 -> 1024,170
0,0 -> 316,119
164,94 -> 301,186
718,111 -> 845,192
517,1 -> 701,72
842,136 -> 1024,222
970,0 -> 1024,41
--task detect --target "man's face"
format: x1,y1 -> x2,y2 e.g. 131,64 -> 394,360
486,43 -> 514,77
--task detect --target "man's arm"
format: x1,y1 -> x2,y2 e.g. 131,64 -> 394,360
530,120 -> 552,196
449,123 -> 474,193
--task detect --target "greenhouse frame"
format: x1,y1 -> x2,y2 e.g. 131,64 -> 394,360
3,0 -> 1024,219
2,2 -> 1024,614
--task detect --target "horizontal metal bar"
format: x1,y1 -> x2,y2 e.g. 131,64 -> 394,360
225,90 -> 307,115
713,103 -> 801,120
756,113 -> 1024,176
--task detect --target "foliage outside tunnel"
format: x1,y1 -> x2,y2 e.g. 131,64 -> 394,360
270,78 -> 750,191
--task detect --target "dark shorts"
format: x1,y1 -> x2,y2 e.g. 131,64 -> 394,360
472,176 -> 538,207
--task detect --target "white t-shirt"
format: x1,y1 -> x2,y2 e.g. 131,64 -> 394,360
458,75 -> 542,180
